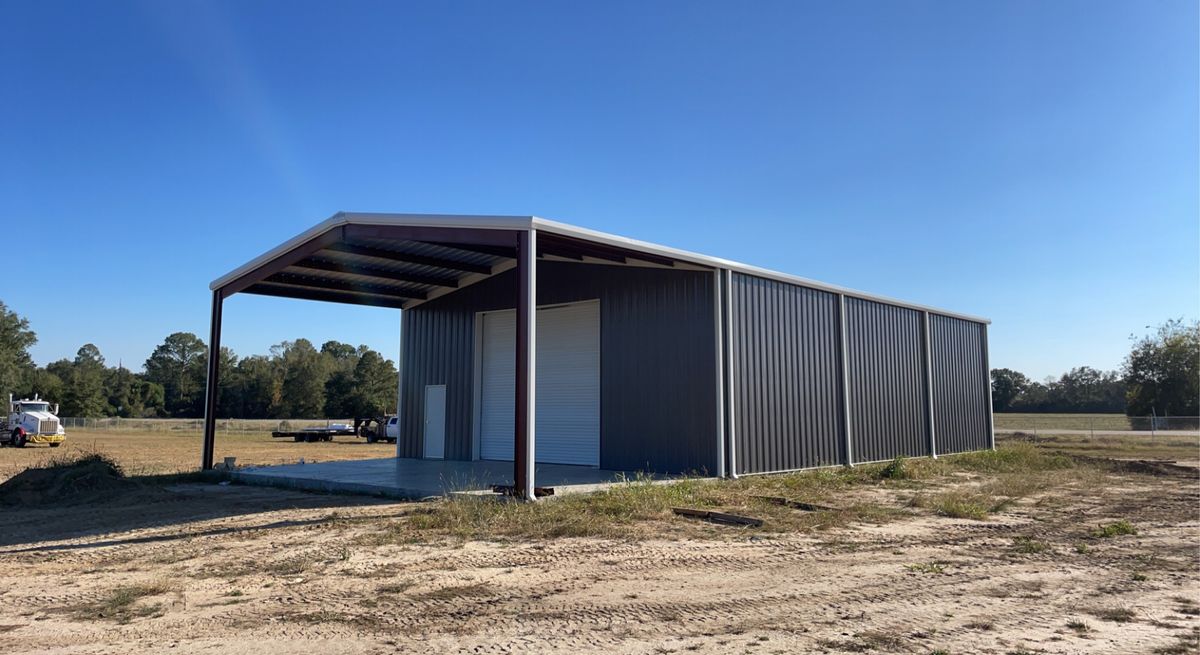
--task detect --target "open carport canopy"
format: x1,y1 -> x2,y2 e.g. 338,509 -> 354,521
210,213 -> 708,308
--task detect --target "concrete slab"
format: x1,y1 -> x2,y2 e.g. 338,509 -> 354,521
229,457 -> 655,500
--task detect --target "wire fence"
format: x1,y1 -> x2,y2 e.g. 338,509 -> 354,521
993,414 -> 1200,436
56,414 -> 1200,437
57,417 -> 357,435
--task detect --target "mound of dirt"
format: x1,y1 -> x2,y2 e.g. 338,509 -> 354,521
0,454 -> 139,505
1069,454 -> 1200,478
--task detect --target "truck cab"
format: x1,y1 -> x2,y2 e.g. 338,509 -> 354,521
2,395 -> 66,447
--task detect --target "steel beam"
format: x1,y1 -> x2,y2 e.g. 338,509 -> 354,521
292,258 -> 459,288
262,273 -> 426,299
325,242 -> 492,274
419,241 -> 516,258
243,283 -> 410,309
514,229 -> 537,500
540,233 -> 675,267
201,290 -> 223,470
220,226 -> 345,298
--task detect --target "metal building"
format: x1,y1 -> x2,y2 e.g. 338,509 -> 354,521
203,213 -> 994,498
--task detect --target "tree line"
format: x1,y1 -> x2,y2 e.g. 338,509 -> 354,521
991,319 -> 1199,416
2,300 -> 1196,420
0,301 -> 398,419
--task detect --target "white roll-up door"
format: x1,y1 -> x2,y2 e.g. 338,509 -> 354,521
478,301 -> 600,466
479,311 -> 516,461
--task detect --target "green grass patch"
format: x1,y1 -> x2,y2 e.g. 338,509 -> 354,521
1092,521 -> 1138,538
1012,537 -> 1051,554
878,456 -> 911,480
67,581 -> 174,623
351,442 -> 1101,543
910,490 -> 1002,520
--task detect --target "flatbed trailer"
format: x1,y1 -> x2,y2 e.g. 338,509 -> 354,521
271,424 -> 356,442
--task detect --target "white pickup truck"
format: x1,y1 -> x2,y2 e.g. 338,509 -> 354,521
1,395 -> 66,448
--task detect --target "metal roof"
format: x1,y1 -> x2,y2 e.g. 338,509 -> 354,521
211,212 -> 991,324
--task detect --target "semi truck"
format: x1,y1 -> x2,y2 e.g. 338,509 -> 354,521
1,394 -> 66,447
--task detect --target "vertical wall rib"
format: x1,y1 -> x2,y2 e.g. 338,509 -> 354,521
729,273 -> 844,474
929,314 -> 990,453
844,298 -> 929,463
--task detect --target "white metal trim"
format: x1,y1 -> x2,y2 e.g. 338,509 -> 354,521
723,269 -> 738,478
922,311 -> 938,459
713,269 -> 726,479
521,229 -> 537,500
838,293 -> 854,467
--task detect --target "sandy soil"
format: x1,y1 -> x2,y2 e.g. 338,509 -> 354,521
0,462 -> 1196,654
0,430 -> 396,481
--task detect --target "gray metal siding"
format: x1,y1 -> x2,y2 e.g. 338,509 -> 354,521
929,314 -> 991,454
845,298 -> 929,463
729,273 -> 844,474
400,262 -> 718,474
398,306 -> 474,459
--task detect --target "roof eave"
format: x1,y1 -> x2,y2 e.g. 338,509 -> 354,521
210,212 -> 991,325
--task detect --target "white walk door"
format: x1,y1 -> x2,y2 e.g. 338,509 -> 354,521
478,301 -> 600,466
423,385 -> 446,459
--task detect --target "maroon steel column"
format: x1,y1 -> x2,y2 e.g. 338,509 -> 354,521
201,289 -> 223,470
514,230 -> 537,499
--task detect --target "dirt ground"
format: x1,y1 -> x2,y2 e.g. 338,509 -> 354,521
0,429 -> 397,482
0,438 -> 1197,654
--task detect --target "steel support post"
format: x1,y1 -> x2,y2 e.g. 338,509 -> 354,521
514,230 -> 537,499
201,290 -> 223,470
982,323 -> 995,450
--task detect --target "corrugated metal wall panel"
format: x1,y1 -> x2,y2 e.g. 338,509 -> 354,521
845,298 -> 929,463
929,314 -> 991,454
729,273 -> 844,474
398,305 -> 475,460
399,261 -> 718,474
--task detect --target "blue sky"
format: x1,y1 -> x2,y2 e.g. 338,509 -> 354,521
3,1 -> 1197,380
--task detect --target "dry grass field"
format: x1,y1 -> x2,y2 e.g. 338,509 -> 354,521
0,429 -> 396,483
994,413 -> 1140,431
994,413 -> 1200,432
0,432 -> 1196,654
